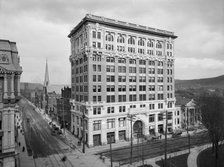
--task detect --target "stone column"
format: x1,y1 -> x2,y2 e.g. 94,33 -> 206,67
11,73 -> 15,99
17,75 -> 21,96
155,113 -> 158,133
3,74 -> 8,99
88,120 -> 93,147
115,117 -> 119,142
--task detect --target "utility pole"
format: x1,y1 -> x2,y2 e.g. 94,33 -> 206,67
82,107 -> 85,153
142,134 -> 144,166
110,134 -> 113,167
187,108 -> 190,153
164,110 -> 168,167
130,114 -> 133,165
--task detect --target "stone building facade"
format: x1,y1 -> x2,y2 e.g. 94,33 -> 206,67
176,97 -> 201,130
69,14 -> 178,147
0,39 -> 22,166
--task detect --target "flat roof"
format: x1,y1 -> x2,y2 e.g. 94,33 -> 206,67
68,14 -> 177,39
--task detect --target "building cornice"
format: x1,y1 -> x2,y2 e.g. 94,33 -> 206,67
68,14 -> 178,39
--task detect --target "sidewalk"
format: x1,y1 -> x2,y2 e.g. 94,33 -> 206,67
187,144 -> 211,167
17,124 -> 36,167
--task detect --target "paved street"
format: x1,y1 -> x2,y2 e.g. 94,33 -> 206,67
100,131 -> 209,165
16,98 -> 210,167
17,98 -> 74,167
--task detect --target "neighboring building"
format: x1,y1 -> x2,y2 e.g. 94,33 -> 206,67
20,82 -> 43,107
69,14 -> 177,147
176,96 -> 201,130
57,87 -> 71,129
0,39 -> 22,167
48,91 -> 60,120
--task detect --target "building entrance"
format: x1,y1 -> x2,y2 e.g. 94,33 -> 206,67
133,120 -> 143,136
93,134 -> 101,146
158,124 -> 164,133
107,132 -> 115,144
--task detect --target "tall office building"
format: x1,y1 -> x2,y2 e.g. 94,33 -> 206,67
69,14 -> 178,147
0,39 -> 22,166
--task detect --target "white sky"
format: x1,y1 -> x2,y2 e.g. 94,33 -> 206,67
0,0 -> 223,84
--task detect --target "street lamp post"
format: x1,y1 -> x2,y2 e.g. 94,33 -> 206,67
109,134 -> 113,167
127,113 -> 135,165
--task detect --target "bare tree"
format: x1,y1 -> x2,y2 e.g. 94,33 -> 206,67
198,94 -> 224,167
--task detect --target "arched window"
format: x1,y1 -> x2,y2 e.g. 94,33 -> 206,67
117,35 -> 125,43
170,44 -> 172,50
106,34 -> 114,42
138,38 -> 145,46
156,42 -> 162,49
167,43 -> 169,49
128,36 -> 135,45
147,40 -> 154,47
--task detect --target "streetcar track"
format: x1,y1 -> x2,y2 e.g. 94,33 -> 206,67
100,131 -> 209,165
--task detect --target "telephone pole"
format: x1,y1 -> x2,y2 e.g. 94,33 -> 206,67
164,110 -> 168,167
110,134 -> 113,167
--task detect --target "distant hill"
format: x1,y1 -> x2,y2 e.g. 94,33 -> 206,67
20,82 -> 43,90
20,82 -> 69,94
175,75 -> 224,90
48,84 -> 70,94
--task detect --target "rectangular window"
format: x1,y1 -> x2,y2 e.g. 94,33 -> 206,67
149,104 -> 155,110
107,107 -> 115,114
149,114 -> 155,122
106,75 -> 115,82
118,76 -> 126,82
107,119 -> 115,129
118,58 -> 126,64
149,94 -> 155,100
107,65 -> 115,72
98,85 -> 101,92
93,120 -> 101,131
118,85 -> 126,92
98,65 -> 101,72
98,75 -> 101,82
119,106 -> 126,112
129,94 -> 137,101
107,85 -> 115,92
93,107 -> 101,115
119,118 -> 126,127
107,95 -> 115,103
93,85 -> 97,92
97,32 -> 101,39
129,76 -> 136,82
93,75 -> 96,82
158,103 -> 163,109
92,31 -> 96,38
106,57 -> 115,62
168,112 -> 172,120
158,113 -> 163,121
118,95 -> 126,102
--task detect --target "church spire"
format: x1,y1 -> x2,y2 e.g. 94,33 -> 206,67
43,59 -> 49,87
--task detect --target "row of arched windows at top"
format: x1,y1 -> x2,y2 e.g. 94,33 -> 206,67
104,33 -> 172,49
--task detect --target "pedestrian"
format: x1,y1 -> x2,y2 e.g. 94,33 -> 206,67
22,146 -> 25,152
18,142 -> 21,147
160,134 -> 162,139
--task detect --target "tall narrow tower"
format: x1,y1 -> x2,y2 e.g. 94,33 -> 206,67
43,60 -> 50,114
